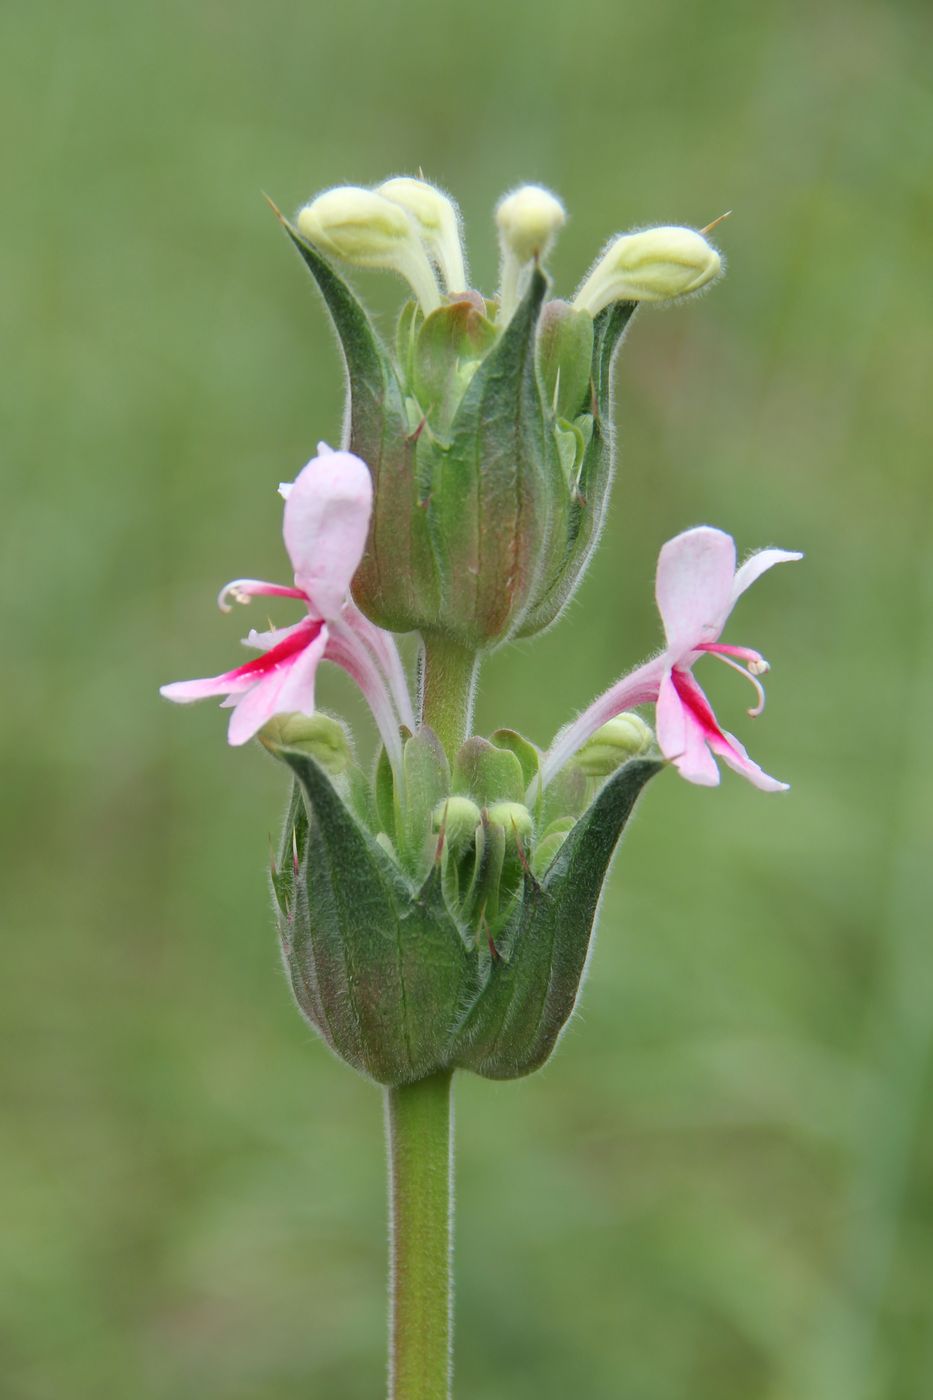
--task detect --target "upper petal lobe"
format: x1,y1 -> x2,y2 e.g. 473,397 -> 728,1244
282,449 -> 373,617
731,548 -> 803,606
656,527 -> 737,657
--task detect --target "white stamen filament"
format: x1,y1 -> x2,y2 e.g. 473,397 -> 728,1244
712,651 -> 767,717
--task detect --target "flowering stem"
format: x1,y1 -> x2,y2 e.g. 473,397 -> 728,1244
386,1070 -> 454,1400
419,633 -> 480,756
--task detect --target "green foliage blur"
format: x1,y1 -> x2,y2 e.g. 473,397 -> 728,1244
4,0 -> 931,1395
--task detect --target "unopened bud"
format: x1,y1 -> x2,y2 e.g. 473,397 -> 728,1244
574,713 -> 654,777
497,185 -> 565,261
433,795 -> 482,853
574,227 -> 721,315
259,712 -> 352,774
378,176 -> 467,293
496,184 -> 566,322
486,801 -> 534,841
297,186 -> 441,313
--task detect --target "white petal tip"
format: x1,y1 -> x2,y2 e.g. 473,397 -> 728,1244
160,682 -> 195,702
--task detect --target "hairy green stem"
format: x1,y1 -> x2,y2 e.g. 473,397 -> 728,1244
419,633 -> 480,757
386,1071 -> 454,1400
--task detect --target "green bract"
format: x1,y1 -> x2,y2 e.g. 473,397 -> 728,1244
271,738 -> 661,1085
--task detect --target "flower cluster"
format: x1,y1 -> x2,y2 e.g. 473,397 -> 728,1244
162,177 -> 800,1085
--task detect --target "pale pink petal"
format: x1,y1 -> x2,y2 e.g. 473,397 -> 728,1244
242,622 -> 304,651
161,673 -> 255,702
655,668 -> 686,758
731,548 -> 802,605
656,527 -> 737,656
674,708 -> 721,786
226,625 -> 328,746
670,667 -> 788,791
342,599 -> 416,730
160,620 -> 324,707
708,729 -> 789,792
273,623 -> 329,715
656,670 -> 719,785
226,669 -> 293,746
324,618 -> 404,766
282,449 -> 373,617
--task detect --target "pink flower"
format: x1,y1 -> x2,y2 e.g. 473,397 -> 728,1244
161,445 -> 414,756
541,526 -> 802,792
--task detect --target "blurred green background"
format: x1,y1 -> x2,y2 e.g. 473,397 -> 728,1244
4,0 -> 932,1396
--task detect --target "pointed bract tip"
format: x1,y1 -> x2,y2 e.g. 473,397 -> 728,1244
700,210 -> 733,236
262,192 -> 287,224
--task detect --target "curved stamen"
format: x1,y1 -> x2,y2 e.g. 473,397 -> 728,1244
706,650 -> 767,717
217,579 -> 308,613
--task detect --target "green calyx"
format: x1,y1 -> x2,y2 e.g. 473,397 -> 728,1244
269,726 -> 662,1085
281,216 -> 639,649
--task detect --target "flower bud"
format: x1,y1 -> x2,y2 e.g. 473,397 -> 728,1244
496,185 -> 566,262
486,801 -> 534,840
573,713 -> 655,777
573,226 -> 721,315
378,176 -> 467,293
259,712 -> 352,774
297,186 -> 441,313
496,184 -> 566,322
433,794 -> 482,854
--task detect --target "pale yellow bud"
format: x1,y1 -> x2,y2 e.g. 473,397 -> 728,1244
495,184 -> 566,322
496,185 -> 566,261
297,185 -> 441,314
378,176 -> 467,293
573,226 -> 721,315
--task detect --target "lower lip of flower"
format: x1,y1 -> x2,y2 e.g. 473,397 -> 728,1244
670,667 -> 724,737
227,617 -> 324,682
